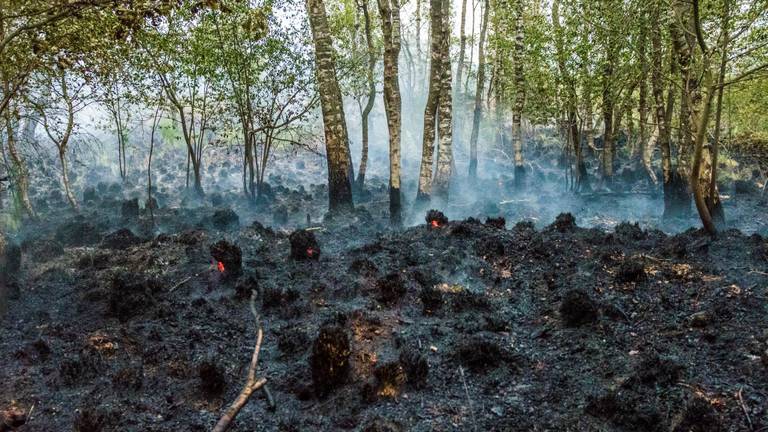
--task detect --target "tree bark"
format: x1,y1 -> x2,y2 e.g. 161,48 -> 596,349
511,0 -> 525,188
378,0 -> 403,224
601,55 -> 615,184
651,2 -> 673,194
416,0 -> 444,203
552,0 -> 582,190
432,0 -> 453,199
467,0 -> 489,179
307,0 -> 355,213
637,11 -> 651,180
356,0 -> 377,192
708,0 -> 729,228
5,112 -> 35,219
665,1 -> 696,218
455,0 -> 468,97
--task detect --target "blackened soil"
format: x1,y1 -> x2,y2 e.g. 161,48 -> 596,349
1,207 -> 768,431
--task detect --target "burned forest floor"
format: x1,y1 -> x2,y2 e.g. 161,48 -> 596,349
2,169 -> 768,432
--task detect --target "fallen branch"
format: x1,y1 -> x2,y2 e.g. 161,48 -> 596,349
212,292 -> 268,432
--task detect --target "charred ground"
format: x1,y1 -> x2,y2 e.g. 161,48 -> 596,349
1,176 -> 768,431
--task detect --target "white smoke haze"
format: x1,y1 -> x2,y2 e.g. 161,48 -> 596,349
2,0 -> 766,239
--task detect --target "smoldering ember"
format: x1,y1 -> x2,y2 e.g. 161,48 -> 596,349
1,1 -> 768,432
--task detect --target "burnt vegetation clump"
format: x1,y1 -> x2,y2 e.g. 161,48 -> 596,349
210,208 -> 240,230
289,229 -> 321,260
551,212 -> 577,232
615,258 -> 648,283
560,289 -> 599,326
454,334 -> 511,372
376,272 -> 407,306
310,324 -> 351,398
209,239 -> 242,275
107,274 -> 161,322
425,209 -> 448,229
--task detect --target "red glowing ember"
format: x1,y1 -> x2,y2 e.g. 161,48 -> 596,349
306,248 -> 316,257
425,209 -> 448,229
217,261 -> 225,273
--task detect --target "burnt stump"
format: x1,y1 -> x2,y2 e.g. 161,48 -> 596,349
310,324 -> 351,398
289,229 -> 320,261
209,240 -> 242,276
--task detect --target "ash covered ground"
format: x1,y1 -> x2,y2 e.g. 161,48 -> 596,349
1,153 -> 768,432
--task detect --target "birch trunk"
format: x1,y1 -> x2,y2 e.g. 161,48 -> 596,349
467,0 -> 489,179
416,0 -> 444,203
432,0 -> 453,199
307,0 -> 355,213
455,0 -> 468,97
512,0 -> 525,187
378,0 -> 403,224
356,0 -> 376,192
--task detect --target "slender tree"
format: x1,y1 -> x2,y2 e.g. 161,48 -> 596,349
356,0 -> 377,191
431,0 -> 453,199
378,0 -> 403,223
467,0 -> 489,179
307,0 -> 355,212
511,0 -> 525,187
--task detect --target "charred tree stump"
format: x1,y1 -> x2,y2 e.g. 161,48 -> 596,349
289,229 -> 321,260
425,209 -> 448,229
210,240 -> 243,277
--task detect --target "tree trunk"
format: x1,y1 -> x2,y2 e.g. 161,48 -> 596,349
665,2 -> 694,218
643,125 -> 658,184
467,0 -> 489,179
708,0 -> 729,228
58,74 -> 78,210
455,0 -> 468,97
0,229 -> 6,316
637,14 -> 650,177
651,2 -> 673,199
416,0 -> 444,203
378,0 -> 403,224
5,113 -> 35,219
552,0 -> 582,190
432,0 -> 453,199
511,0 -> 525,188
601,59 -> 615,184
307,0 -> 355,213
356,0 -> 376,192
60,150 -> 77,210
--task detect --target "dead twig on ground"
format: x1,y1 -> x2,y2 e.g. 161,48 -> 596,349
458,366 -> 476,432
212,292 -> 268,432
262,384 -> 276,412
737,387 -> 754,431
170,267 -> 213,292
169,276 -> 193,292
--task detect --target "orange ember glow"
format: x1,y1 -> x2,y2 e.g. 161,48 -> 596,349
217,261 -> 225,272
430,220 -> 440,228
306,248 -> 315,257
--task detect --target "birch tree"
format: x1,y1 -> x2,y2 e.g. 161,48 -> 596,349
307,0 -> 355,212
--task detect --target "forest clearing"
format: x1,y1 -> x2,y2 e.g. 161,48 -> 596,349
1,0 -> 767,431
